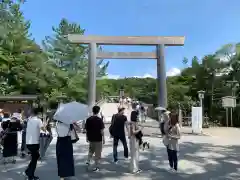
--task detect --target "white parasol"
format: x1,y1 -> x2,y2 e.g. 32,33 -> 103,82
53,101 -> 89,125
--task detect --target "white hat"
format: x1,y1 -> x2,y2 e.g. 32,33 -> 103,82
155,107 -> 166,111
165,111 -> 171,114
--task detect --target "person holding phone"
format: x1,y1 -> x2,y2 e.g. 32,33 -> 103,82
167,113 -> 181,173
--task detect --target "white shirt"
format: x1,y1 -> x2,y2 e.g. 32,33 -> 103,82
56,122 -> 70,137
26,116 -> 43,145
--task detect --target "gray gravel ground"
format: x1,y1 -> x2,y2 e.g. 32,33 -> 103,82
0,126 -> 239,180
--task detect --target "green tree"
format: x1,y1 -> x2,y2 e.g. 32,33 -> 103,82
0,0 -> 48,95
182,57 -> 188,66
42,18 -> 109,102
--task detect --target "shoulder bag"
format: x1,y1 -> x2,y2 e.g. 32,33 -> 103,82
109,114 -> 116,137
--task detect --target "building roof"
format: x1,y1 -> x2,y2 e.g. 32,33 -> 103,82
0,95 -> 39,101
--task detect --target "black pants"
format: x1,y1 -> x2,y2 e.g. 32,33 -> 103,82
25,144 -> 40,178
167,148 -> 178,170
113,136 -> 128,161
21,131 -> 26,152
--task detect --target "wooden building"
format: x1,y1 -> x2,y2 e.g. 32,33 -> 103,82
0,95 -> 39,115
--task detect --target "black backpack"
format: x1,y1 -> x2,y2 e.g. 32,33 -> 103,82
109,114 -> 116,136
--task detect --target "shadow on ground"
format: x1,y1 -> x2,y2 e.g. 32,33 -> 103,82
0,138 -> 240,180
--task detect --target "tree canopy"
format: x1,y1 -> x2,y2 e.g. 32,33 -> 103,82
0,0 -> 108,103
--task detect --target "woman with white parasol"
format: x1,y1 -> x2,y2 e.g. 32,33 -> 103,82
54,101 -> 88,180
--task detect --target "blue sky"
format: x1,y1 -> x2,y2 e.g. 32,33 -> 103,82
21,0 -> 240,78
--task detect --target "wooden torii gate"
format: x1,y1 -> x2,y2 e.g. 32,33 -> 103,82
68,35 -> 185,109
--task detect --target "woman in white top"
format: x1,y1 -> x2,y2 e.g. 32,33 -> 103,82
167,113 -> 181,172
56,121 -> 75,180
129,109 -> 143,174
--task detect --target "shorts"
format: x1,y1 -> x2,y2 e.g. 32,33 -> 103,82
88,141 -> 103,159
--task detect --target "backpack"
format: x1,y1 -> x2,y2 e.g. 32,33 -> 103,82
131,110 -> 139,122
109,114 -> 116,136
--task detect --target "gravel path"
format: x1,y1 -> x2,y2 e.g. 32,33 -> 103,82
0,128 -> 239,180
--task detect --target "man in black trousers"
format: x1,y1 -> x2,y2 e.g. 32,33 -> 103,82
111,107 -> 129,163
24,108 -> 45,180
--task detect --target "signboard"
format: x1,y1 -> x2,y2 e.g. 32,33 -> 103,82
222,96 -> 236,108
191,107 -> 203,134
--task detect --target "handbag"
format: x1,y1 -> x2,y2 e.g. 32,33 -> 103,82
69,125 -> 79,144
56,121 -> 79,144
0,125 -> 10,146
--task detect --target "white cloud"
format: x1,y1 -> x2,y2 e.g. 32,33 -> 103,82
103,74 -> 120,79
166,68 -> 181,77
133,73 -> 154,78
102,67 -> 181,79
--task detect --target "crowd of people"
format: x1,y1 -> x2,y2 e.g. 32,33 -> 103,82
0,102 -> 181,180
119,97 -> 147,122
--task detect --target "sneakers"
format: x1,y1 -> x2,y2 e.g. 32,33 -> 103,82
92,167 -> 100,172
168,168 -> 177,173
23,172 -> 40,180
113,160 -> 119,164
113,157 -> 129,163
125,157 -> 130,161
133,169 -> 142,174
172,169 -> 178,173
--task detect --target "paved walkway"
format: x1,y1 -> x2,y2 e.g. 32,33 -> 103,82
101,103 -> 155,123
1,130 -> 240,180
203,127 -> 240,138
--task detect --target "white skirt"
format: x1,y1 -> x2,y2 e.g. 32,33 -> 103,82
129,136 -> 139,173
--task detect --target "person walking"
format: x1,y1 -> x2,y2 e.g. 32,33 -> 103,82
139,104 -> 146,123
167,113 -> 181,173
85,105 -> 105,172
1,113 -> 22,164
129,105 -> 143,173
111,107 -> 129,163
25,108 -> 45,180
56,121 -> 75,180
